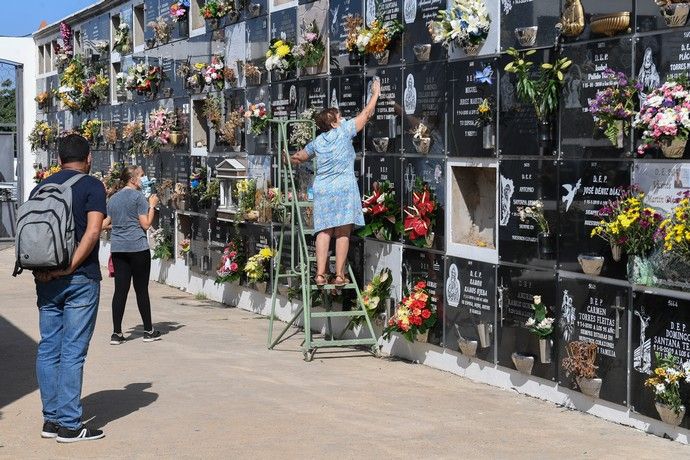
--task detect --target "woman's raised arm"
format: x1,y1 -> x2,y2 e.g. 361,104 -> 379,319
354,79 -> 381,133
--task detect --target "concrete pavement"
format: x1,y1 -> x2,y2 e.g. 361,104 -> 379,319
0,245 -> 687,459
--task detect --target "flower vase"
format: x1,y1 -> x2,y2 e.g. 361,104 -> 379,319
305,65 -> 319,76
415,330 -> 429,343
246,74 -> 261,86
462,43 -> 480,56
539,338 -> 552,364
413,44 -> 431,62
511,352 -> 534,375
660,137 -> 687,158
576,376 -> 602,398
248,3 -> 261,17
170,131 -> 185,146
348,52 -> 363,66
254,281 -> 267,293
458,337 -> 478,357
627,255 -> 655,286
244,210 -> 259,222
537,120 -> 553,149
482,124 -> 495,150
208,18 -> 220,30
373,50 -> 390,65
476,322 -> 491,348
373,228 -> 388,241
661,3 -> 690,28
227,11 -> 240,24
611,243 -> 622,262
255,133 -> 269,148
178,18 -> 189,36
232,144 -> 242,152
612,120 -> 624,148
412,137 -> 431,154
537,232 -> 555,259
655,402 -> 686,426
146,38 -> 156,49
578,254 -> 605,276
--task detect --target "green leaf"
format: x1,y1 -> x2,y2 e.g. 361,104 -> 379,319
526,49 -> 536,56
541,63 -> 553,69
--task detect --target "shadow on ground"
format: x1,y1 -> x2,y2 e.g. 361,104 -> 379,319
125,321 -> 185,338
0,315 -> 38,412
82,382 -> 159,429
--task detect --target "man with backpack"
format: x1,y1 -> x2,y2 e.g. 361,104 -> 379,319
16,134 -> 107,442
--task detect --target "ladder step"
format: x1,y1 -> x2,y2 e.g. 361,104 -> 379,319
310,310 -> 366,318
310,338 -> 378,348
311,283 -> 357,290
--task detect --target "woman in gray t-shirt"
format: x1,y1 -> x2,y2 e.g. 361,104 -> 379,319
106,165 -> 161,344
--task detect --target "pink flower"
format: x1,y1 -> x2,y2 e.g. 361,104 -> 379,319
229,262 -> 238,271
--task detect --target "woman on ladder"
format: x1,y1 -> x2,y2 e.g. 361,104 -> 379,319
288,79 -> 381,287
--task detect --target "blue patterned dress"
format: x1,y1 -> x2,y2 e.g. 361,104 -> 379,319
304,119 -> 364,233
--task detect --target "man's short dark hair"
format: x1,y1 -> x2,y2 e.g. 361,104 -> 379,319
58,134 -> 90,164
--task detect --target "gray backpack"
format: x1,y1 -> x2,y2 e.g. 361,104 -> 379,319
13,173 -> 85,276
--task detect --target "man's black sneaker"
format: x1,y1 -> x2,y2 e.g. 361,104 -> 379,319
41,421 -> 59,438
56,425 -> 105,443
143,330 -> 161,342
110,333 -> 125,345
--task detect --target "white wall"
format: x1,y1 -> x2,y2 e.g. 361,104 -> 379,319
0,37 -> 37,202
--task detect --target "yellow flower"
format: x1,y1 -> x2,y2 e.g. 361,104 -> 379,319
276,44 -> 291,58
259,247 -> 274,258
274,40 -> 283,47
265,50 -> 273,58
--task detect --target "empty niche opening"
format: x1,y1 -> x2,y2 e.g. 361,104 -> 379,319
111,14 -> 121,52
38,44 -> 45,74
192,0 -> 206,31
134,4 -> 145,48
73,30 -> 82,56
192,99 -> 209,148
451,165 -> 496,249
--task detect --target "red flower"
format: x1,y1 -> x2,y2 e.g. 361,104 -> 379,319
421,309 -> 431,319
415,281 -> 426,290
371,204 -> 387,215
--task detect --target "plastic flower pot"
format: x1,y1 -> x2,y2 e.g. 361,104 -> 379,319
578,254 -> 605,276
511,352 -> 534,375
413,44 -> 431,61
463,43 -> 480,56
611,243 -> 622,261
458,337 -> 478,357
655,402 -> 686,426
372,137 -> 389,153
413,137 -> 431,154
305,65 -> 319,76
373,50 -> 390,65
576,376 -> 602,398
515,26 -> 538,47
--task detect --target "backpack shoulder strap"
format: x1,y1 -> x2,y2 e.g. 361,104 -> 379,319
61,173 -> 86,189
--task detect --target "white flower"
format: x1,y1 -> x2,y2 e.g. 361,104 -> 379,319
533,295 -> 542,305
655,383 -> 666,394
376,193 -> 385,204
355,34 -> 371,50
119,23 -> 129,31
525,318 -> 536,327
538,318 -> 554,329
205,77 -> 212,84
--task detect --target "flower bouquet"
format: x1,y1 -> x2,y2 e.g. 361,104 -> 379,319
53,22 -> 73,70
179,238 -> 191,257
223,66 -> 237,86
383,280 -> 436,342
518,200 -> 554,258
410,122 -> 432,154
403,179 -> 438,248
150,227 -> 174,261
236,178 -> 257,219
293,21 -> 325,74
33,164 -> 61,184
204,56 -> 226,91
29,121 -> 56,152
218,108 -> 245,148
244,102 -> 272,135
104,125 -> 118,147
525,295 -> 554,363
562,341 -> 601,398
288,108 -> 316,149
200,0 -> 236,26
243,62 -> 263,86
634,77 -> 690,158
265,38 -> 295,77
35,91 -> 51,110
79,119 -> 103,143
476,97 -> 495,148
657,191 -> 690,260
244,247 -> 275,283
202,94 -> 223,129
344,14 -> 403,64
145,107 -> 175,153
56,57 -> 109,113
126,64 -> 162,96
147,17 -> 172,46
588,68 -> 640,148
113,22 -> 132,54
170,0 -> 190,23
428,0 -> 491,55
215,241 -> 244,284
361,268 -> 393,321
645,353 -> 690,426
358,181 -> 402,241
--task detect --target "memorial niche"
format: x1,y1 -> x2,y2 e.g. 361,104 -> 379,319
448,58 -> 498,157
401,247 -> 445,346
499,0 -> 561,51
557,160 -> 631,280
497,265 -> 558,380
144,0 -> 159,45
189,216 -> 213,276
401,0 -> 445,64
365,69 -> 402,154
498,159 -> 558,267
361,155 -> 403,231
270,8 -> 298,44
402,157 -> 445,251
401,62 -> 446,157
245,85 -> 270,155
444,257 -> 496,362
331,75 -> 364,151
158,0 -> 188,41
246,16 -> 269,66
328,0 -> 363,74
560,38 -> 633,159
239,223 -> 272,287
631,292 -> 690,428
556,277 -> 629,405
635,0 -> 678,34
362,0 -> 403,67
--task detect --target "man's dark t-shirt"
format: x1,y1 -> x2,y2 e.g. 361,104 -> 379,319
30,169 -> 107,280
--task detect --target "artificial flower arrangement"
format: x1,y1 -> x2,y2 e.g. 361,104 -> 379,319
145,107 -> 175,153
179,238 -> 191,257
244,247 -> 275,283
518,200 -> 549,235
591,187 -> 662,259
223,66 -> 237,86
218,108 -> 245,147
403,179 -> 438,248
633,76 -> 690,158
344,14 -> 403,62
199,178 -> 221,207
288,108 -> 316,149
645,353 -> 690,425
148,17 -> 173,45
265,38 -> 295,75
656,190 -> 690,260
428,0 -> 491,54
122,120 -> 145,145
588,68 -> 640,147
561,340 -> 600,397
215,240 -> 244,284
35,91 -> 51,110
170,0 -> 190,22
103,125 -> 118,147
177,61 -> 205,90
113,22 -> 132,54
29,121 -> 56,152
125,64 -> 162,95
358,181 -> 402,241
200,0 -> 234,20
203,56 -> 226,91
33,164 -> 61,184
244,102 -> 272,135
382,280 -> 437,342
293,21 -> 325,72
476,97 -> 494,126
524,295 -> 554,338
150,227 -> 174,260
53,22 -> 73,70
56,57 -> 110,113
94,40 -> 110,56
410,122 -> 432,154
236,178 -> 257,215
243,62 -> 263,85
201,94 -> 223,129
358,268 -> 393,325
115,72 -> 128,96
79,119 -> 103,143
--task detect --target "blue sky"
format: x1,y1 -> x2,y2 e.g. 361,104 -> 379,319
0,0 -> 96,37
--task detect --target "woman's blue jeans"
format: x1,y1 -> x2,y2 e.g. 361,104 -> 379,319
35,274 -> 100,430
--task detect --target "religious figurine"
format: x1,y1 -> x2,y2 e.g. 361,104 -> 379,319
558,0 -> 585,38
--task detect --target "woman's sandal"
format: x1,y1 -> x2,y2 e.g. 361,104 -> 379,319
314,274 -> 328,286
333,274 -> 350,287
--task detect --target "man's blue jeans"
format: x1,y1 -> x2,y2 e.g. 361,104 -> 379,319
35,274 -> 100,430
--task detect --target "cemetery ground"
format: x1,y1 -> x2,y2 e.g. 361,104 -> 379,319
0,246 -> 687,459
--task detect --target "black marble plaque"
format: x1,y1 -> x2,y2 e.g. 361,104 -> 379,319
498,159 -> 559,268
91,151 -> 112,176
328,0 -> 363,74
401,156 -> 445,251
365,69 -> 402,154
499,0 -> 561,51
270,82 -> 299,120
401,62 -> 446,157
557,160 -> 631,279
295,77 -> 328,114
361,154 -> 403,217
448,58 -> 498,157
174,154 -> 191,182
332,75 -> 364,151
401,0 -> 445,64
246,16 -> 270,64
270,8 -> 297,43
364,0 -> 402,67
189,216 -> 211,276
444,257 -> 496,363
631,292 -> 690,428
497,265 -> 558,380
144,0 -> 159,43
401,247 -> 445,346
560,38 -> 633,159
557,277 -> 629,404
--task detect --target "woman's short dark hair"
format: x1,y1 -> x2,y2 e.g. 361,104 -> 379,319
58,134 -> 90,164
315,108 -> 339,132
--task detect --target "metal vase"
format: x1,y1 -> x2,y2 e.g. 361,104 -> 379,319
511,352 -> 534,375
539,338 -> 552,364
482,124 -> 495,150
458,337 -> 478,357
537,232 -> 555,259
476,322 -> 491,348
611,243 -> 622,262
